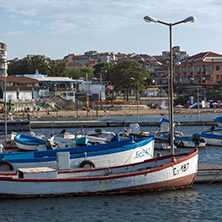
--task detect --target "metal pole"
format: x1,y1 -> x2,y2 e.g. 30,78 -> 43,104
137,81 -> 139,122
4,63 -> 7,145
197,80 -> 200,120
169,25 -> 174,154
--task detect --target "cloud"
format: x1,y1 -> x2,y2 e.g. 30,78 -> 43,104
47,20 -> 79,35
1,0 -> 222,35
3,31 -> 25,37
20,20 -> 40,25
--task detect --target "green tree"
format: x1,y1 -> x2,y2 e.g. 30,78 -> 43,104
110,60 -> 151,101
49,60 -> 68,77
8,55 -> 50,75
93,62 -> 114,81
78,67 -> 94,80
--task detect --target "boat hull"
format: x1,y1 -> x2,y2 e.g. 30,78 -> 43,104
199,132 -> 222,146
0,149 -> 198,198
0,136 -> 155,171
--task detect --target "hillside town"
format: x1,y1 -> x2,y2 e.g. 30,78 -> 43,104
1,41 -> 222,115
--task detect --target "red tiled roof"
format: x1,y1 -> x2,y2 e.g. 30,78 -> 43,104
0,76 -> 40,83
72,55 -> 89,59
181,52 -> 222,63
148,60 -> 162,66
67,62 -> 82,66
84,61 -> 98,67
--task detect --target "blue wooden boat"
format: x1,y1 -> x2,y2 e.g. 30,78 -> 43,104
199,131 -> 222,146
14,134 -> 48,151
0,135 -> 155,171
214,116 -> 222,127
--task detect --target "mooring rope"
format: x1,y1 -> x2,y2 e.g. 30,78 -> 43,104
209,168 -> 222,184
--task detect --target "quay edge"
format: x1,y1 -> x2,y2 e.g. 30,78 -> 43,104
29,119 -> 216,129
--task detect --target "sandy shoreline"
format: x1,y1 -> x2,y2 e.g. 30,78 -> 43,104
31,107 -> 219,118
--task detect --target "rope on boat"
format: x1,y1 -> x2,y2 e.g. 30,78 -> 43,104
209,168 -> 222,184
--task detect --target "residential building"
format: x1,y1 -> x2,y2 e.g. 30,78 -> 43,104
174,52 -> 222,89
162,46 -> 188,63
0,76 -> 40,102
79,81 -> 106,101
0,42 -> 7,77
67,62 -> 82,70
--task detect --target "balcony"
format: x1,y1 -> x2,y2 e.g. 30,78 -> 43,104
0,54 -> 7,60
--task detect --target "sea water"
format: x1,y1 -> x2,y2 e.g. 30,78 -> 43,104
0,114 -> 221,221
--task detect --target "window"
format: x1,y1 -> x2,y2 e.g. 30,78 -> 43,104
175,67 -> 179,73
195,66 -> 200,72
205,65 -> 211,71
216,66 -> 220,71
182,67 -> 186,73
188,66 -> 193,72
217,75 -> 220,80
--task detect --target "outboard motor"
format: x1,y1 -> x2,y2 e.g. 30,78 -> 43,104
192,133 -> 201,145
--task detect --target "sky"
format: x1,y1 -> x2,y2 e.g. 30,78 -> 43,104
0,0 -> 222,60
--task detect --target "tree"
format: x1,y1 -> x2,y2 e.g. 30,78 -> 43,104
78,67 -> 94,80
110,60 -> 151,101
93,62 -> 114,81
67,66 -> 94,80
8,55 -> 50,75
49,60 -> 68,77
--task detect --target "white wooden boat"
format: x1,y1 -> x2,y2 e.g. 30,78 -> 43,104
86,128 -> 116,140
51,129 -> 76,140
0,131 -> 17,149
14,134 -> 49,151
214,117 -> 222,127
0,135 -> 154,171
0,149 -> 198,198
199,131 -> 222,146
49,136 -> 77,148
160,134 -> 206,148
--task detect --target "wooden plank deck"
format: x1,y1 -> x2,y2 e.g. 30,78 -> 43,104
195,163 -> 222,183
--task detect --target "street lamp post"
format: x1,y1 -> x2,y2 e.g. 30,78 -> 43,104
130,77 -> 139,122
4,62 -> 7,146
144,15 -> 196,154
131,77 -> 147,122
191,77 -> 205,120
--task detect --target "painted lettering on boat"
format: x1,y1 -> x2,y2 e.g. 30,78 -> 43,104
173,162 -> 189,176
135,148 -> 151,159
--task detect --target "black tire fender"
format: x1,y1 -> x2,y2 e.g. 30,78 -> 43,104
79,160 -> 95,168
174,141 -> 184,148
0,161 -> 14,171
178,141 -> 184,148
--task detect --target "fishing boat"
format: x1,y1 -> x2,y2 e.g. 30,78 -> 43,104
198,131 -> 222,146
51,129 -> 76,140
160,134 -> 206,148
0,131 -> 17,148
151,118 -> 183,150
86,128 -> 116,140
14,134 -> 50,151
0,135 -> 154,171
0,149 -> 198,198
214,116 -> 222,127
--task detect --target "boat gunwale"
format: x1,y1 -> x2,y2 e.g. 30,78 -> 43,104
0,149 -> 198,183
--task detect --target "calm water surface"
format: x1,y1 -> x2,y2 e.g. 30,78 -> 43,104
1,114 -> 222,221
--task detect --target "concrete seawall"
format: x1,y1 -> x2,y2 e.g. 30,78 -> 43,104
30,119 -> 216,129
